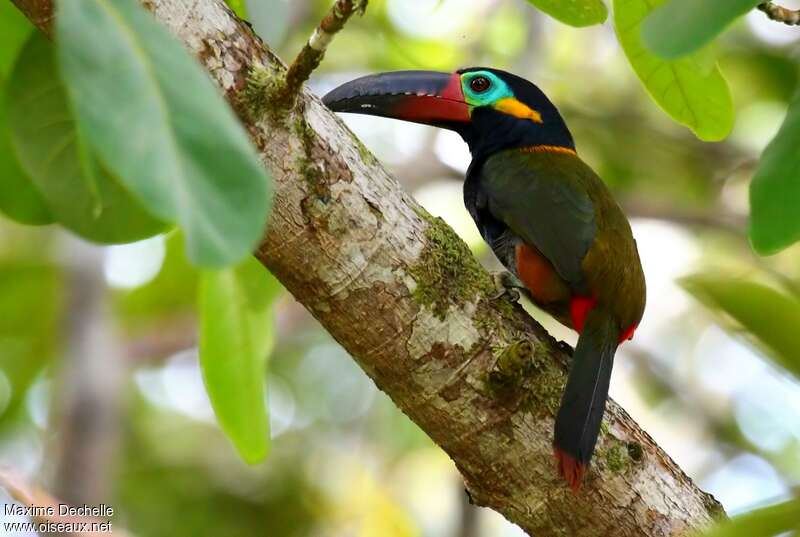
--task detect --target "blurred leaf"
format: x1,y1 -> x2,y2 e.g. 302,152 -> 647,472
749,91 -> 800,255
199,257 -> 282,463
484,5 -> 528,58
526,0 -> 608,27
721,49 -> 799,105
56,0 -> 271,266
381,35 -> 462,71
119,398 -> 321,537
681,275 -> 800,379
113,231 -> 197,332
614,0 -> 734,141
0,263 -> 61,423
0,2 -> 32,78
703,498 -> 800,537
0,85 -> 52,226
643,0 -> 761,59
7,33 -> 167,243
224,0 -> 247,18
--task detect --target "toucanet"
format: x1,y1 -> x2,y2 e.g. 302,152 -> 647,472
322,68 -> 646,491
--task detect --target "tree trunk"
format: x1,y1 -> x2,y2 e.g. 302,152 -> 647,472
10,0 -> 725,535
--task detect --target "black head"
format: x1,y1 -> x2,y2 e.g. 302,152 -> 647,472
322,67 -> 575,162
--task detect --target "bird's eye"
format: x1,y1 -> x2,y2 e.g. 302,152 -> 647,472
469,76 -> 491,93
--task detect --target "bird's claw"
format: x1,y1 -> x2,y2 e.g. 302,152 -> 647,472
491,271 -> 524,302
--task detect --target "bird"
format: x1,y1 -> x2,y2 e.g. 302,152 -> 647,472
322,68 -> 646,491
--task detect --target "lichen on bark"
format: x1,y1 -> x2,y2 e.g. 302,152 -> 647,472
601,440 -> 631,474
409,212 -> 494,320
485,340 -> 536,395
480,333 -> 565,418
243,65 -> 287,121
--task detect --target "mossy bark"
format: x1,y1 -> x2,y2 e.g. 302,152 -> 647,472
12,1 -> 726,535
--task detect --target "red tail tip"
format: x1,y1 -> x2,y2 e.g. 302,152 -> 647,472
554,447 -> 586,492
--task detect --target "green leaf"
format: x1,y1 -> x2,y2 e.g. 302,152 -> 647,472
613,0 -> 734,141
224,0 -> 248,18
681,275 -> 800,379
56,0 -> 271,266
0,263 -> 61,423
0,2 -> 32,78
703,498 -> 800,537
0,84 -> 52,226
642,0 -> 761,59
526,0 -> 608,27
7,33 -> 166,243
749,91 -> 800,255
0,3 -> 50,225
199,257 -> 282,463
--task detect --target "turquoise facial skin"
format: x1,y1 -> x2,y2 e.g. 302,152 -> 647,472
460,70 -> 515,107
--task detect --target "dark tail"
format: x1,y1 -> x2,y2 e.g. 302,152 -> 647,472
554,307 -> 619,491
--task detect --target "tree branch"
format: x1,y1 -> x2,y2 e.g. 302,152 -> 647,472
282,0 -> 367,105
51,239 -> 124,507
9,0 -> 725,534
758,2 -> 800,25
9,0 -> 52,32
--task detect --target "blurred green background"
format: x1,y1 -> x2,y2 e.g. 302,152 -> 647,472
2,0 -> 800,535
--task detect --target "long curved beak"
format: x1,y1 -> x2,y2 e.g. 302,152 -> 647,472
322,71 -> 470,126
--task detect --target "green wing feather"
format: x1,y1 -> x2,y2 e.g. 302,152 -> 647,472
480,149 -> 597,289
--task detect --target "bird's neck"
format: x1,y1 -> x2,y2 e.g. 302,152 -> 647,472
460,108 -> 575,162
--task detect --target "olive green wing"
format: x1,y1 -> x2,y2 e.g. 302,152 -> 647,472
480,150 -> 596,290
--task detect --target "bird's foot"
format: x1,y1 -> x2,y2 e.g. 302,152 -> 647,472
490,271 -> 525,302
